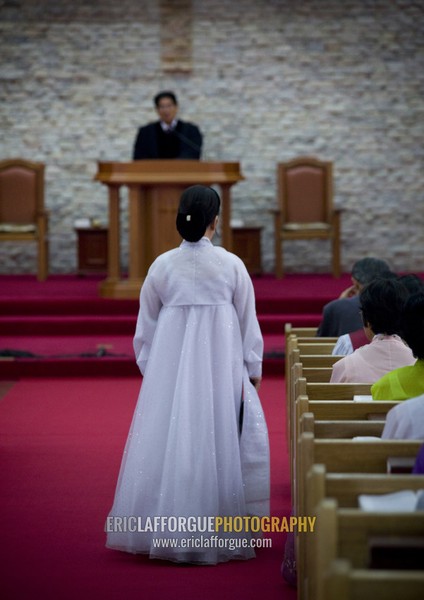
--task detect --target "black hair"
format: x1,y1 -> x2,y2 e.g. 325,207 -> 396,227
351,257 -> 393,286
359,277 -> 409,335
397,274 -> 424,295
400,292 -> 424,359
176,185 -> 220,243
154,91 -> 177,107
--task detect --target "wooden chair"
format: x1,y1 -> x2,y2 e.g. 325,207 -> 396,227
273,156 -> 341,278
0,158 -> 48,280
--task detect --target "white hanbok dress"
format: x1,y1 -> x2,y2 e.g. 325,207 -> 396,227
106,238 -> 270,564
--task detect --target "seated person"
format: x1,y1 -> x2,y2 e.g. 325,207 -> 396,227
413,444 -> 424,474
133,91 -> 202,160
372,292 -> 424,400
332,274 -> 424,356
332,327 -> 369,356
317,257 -> 393,337
382,393 -> 424,439
330,278 -> 415,383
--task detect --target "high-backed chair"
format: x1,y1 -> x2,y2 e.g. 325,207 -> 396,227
0,158 -> 48,281
273,156 -> 341,278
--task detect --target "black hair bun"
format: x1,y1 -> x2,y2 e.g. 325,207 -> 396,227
176,185 -> 221,242
176,210 -> 207,242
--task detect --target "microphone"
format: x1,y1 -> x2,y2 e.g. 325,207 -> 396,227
169,126 -> 202,155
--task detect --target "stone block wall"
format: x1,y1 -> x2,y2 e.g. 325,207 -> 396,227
1,0 -> 423,275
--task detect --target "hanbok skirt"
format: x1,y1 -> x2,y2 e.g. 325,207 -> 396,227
106,304 -> 269,564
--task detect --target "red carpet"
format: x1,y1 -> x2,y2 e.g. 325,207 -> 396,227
0,375 -> 294,600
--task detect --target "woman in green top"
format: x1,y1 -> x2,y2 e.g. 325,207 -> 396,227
372,292 -> 424,400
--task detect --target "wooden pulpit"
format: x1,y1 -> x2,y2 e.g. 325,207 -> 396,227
94,160 -> 244,298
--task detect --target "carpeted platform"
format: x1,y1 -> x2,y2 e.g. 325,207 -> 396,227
0,273 -> 353,379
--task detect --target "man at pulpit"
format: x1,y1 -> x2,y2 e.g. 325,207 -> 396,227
133,91 -> 203,160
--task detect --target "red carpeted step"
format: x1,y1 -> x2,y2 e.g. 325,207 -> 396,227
0,356 -> 285,379
0,334 -> 133,357
0,315 -> 137,336
0,357 -> 140,378
258,313 -> 320,333
255,296 -> 328,314
0,297 -> 138,316
2,313 -> 320,336
0,331 -> 286,378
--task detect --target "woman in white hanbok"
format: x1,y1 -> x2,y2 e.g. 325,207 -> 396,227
106,186 -> 269,564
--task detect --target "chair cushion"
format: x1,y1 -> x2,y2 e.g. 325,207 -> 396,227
0,223 -> 36,233
283,222 -> 330,231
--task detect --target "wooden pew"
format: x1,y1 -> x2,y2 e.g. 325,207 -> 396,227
287,364 -> 335,485
292,409 -> 386,540
285,333 -> 299,397
284,326 -> 424,599
304,465 -> 424,599
295,379 -> 372,401
297,353 -> 343,368
285,324 -> 318,338
286,348 -> 340,448
313,499 -> 424,600
285,335 -> 338,396
291,397 -> 398,518
300,411 -> 385,439
300,367 -> 333,383
290,380 -> 372,489
286,346 -> 341,388
298,435 -> 422,491
306,463 -> 424,511
297,342 -> 336,355
323,558 -> 424,600
297,397 -> 398,421
284,338 -> 341,445
293,432 -> 422,568
295,433 -> 422,598
288,365 -> 333,449
296,433 -> 422,538
293,398 -> 395,491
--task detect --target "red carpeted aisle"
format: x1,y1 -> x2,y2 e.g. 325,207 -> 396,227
0,375 -> 295,600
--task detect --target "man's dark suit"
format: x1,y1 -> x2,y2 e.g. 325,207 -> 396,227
133,121 -> 202,160
316,294 -> 363,337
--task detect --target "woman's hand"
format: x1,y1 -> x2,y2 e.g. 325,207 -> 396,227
339,284 -> 358,299
249,377 -> 262,391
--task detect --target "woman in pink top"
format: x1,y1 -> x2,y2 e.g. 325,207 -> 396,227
330,278 -> 415,383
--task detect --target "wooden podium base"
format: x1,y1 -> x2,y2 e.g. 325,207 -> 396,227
99,278 -> 143,299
